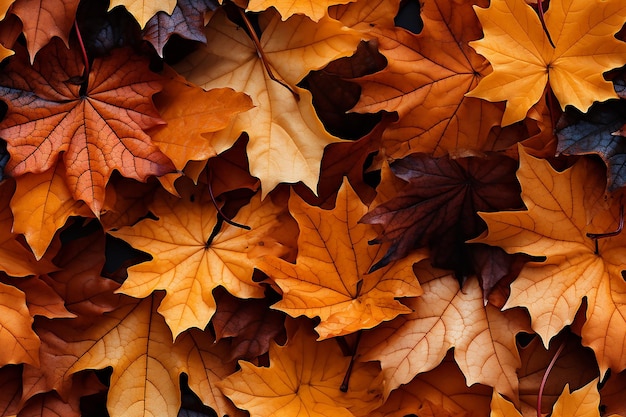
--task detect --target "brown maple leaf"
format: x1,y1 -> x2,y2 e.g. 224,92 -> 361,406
351,0 -> 504,159
0,40 -> 174,214
361,152 -> 521,273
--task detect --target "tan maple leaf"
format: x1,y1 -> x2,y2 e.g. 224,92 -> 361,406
108,0 -> 177,28
0,41 -> 174,215
360,260 -> 530,400
217,323 -> 383,417
110,179 -> 295,339
175,9 -> 361,196
258,179 -> 426,340
467,0 -> 626,125
472,147 -> 626,375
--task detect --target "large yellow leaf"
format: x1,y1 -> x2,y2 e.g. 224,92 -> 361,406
360,260 -> 530,400
473,148 -> 626,375
247,0 -> 357,21
108,0 -> 177,28
467,0 -> 626,126
110,179 -> 294,339
175,9 -> 361,195
258,179 -> 426,340
217,324 -> 383,417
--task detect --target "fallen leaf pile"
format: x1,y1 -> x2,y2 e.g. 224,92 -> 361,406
0,0 -> 625,416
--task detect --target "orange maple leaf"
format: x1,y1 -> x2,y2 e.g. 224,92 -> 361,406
351,0 -> 503,159
467,0 -> 626,125
10,0 -> 79,61
0,180 -> 55,277
472,148 -> 626,375
110,179 -> 295,339
0,281 -> 40,367
217,324 -> 383,417
360,260 -> 530,400
258,179 -> 426,340
10,161 -> 92,260
175,9 -> 360,195
0,41 -> 174,215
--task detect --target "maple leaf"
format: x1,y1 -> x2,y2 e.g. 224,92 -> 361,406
351,0 -> 504,159
246,0 -> 358,22
212,287 -> 285,361
0,180 -> 55,277
329,0 -> 401,30
370,353 -> 492,417
258,179 -> 426,340
108,0 -> 177,28
467,0 -> 626,126
472,147 -> 626,375
361,152 -> 521,272
10,161 -> 93,260
175,9 -> 360,195
556,100 -> 626,191
149,66 -> 253,177
110,179 -> 295,339
44,294 -> 241,417
10,0 -> 79,61
217,323 -> 383,417
0,282 -> 40,367
143,0 -> 218,57
2,275 -> 75,319
0,41 -> 174,215
492,378 -> 601,417
360,260 -> 530,400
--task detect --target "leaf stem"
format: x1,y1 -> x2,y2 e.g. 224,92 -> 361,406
587,203 -> 624,254
74,20 -> 90,90
206,168 -> 251,230
340,330 -> 362,392
536,0 -> 555,48
237,7 -> 300,101
537,339 -> 565,417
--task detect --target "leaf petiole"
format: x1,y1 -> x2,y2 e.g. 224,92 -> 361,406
73,20 -> 90,92
587,203 -> 624,254
536,0 -> 556,48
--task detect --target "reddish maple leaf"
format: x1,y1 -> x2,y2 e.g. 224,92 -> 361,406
0,40 -> 174,214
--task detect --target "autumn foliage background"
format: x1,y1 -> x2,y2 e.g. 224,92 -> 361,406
0,0 -> 626,416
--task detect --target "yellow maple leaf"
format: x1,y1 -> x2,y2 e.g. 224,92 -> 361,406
175,9 -> 361,196
258,179 -> 426,340
110,179 -> 294,339
473,147 -> 626,375
217,324 -> 383,417
108,0 -> 176,28
466,0 -> 626,126
247,0 -> 357,22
